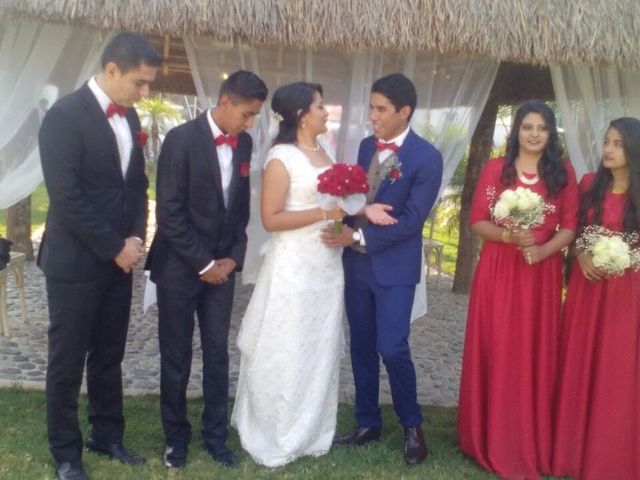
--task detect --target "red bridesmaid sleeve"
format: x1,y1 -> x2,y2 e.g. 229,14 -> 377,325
470,158 -> 503,226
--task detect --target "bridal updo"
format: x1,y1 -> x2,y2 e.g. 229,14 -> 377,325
271,81 -> 323,146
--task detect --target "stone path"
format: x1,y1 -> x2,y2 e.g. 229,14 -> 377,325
0,259 -> 468,407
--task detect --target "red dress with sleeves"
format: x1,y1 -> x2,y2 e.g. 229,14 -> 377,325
457,157 -> 579,479
552,173 -> 640,480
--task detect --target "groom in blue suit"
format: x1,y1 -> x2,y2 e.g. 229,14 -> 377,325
323,73 -> 442,465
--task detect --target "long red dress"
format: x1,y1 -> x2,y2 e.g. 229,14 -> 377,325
552,173 -> 640,480
458,157 -> 578,479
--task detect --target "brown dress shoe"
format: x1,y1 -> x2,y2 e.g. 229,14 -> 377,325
404,425 -> 428,465
334,427 -> 381,446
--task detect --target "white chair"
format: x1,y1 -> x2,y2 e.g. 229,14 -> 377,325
423,239 -> 444,286
0,252 -> 28,336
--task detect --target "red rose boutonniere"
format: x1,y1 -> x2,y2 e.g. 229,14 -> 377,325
136,130 -> 148,147
380,155 -> 403,184
239,162 -> 251,177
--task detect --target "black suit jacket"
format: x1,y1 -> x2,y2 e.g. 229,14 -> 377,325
37,83 -> 149,281
146,112 -> 251,290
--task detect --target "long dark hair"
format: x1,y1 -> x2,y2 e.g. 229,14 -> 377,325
501,99 -> 567,197
271,82 -> 323,145
578,117 -> 640,233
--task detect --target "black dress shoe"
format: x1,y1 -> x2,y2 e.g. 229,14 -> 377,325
163,444 -> 187,469
334,427 -> 381,446
56,461 -> 89,480
403,425 -> 428,466
204,443 -> 237,468
85,435 -> 146,465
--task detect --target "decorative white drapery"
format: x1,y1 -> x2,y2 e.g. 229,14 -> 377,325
0,22 -> 112,209
184,37 -> 498,317
551,65 -> 640,178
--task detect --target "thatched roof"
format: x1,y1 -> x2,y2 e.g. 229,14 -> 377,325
2,0 -> 640,69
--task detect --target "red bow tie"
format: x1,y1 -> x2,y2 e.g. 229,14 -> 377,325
106,102 -> 127,118
215,134 -> 238,149
375,140 -> 399,153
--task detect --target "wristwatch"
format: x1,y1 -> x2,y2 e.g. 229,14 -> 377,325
352,230 -> 362,244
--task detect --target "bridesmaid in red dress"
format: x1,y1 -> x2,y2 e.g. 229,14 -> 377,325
458,100 -> 578,479
553,117 -> 640,480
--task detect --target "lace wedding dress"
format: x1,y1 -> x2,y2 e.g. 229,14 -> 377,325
231,144 -> 344,467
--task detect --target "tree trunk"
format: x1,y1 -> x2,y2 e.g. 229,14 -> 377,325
6,196 -> 34,260
452,100 -> 499,294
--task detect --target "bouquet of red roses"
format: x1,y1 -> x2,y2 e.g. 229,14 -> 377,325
317,163 -> 369,232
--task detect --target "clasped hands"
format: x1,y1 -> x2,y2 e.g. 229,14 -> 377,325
115,236 -> 145,273
200,258 -> 237,285
504,228 -> 546,265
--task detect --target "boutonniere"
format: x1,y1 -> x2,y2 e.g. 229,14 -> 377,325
379,155 -> 403,184
136,130 -> 148,147
239,162 -> 251,177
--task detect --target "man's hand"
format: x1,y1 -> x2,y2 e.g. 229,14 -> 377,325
114,237 -> 145,273
321,225 -> 356,248
199,258 -> 237,285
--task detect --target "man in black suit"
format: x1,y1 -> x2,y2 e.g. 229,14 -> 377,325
146,70 -> 267,469
38,33 -> 162,480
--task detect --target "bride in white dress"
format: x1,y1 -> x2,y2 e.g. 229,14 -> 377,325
231,82 -> 393,467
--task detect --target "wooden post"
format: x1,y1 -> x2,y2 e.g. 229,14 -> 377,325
6,196 -> 34,261
452,100 -> 499,294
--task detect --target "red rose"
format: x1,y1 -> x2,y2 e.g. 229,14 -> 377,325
239,162 -> 251,177
136,130 -> 148,147
390,168 -> 401,180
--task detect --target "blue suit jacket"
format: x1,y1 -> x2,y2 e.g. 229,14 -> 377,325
352,129 -> 443,286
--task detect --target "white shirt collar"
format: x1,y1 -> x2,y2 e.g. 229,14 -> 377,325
88,76 -> 114,114
378,124 -> 411,147
207,108 -> 224,140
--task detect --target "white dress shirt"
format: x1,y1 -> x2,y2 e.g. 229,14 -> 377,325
207,109 -> 234,207
377,124 -> 411,163
199,109 -> 235,274
88,77 -> 133,177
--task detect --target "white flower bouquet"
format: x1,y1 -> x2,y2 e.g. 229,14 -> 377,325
492,186 -> 555,229
576,225 -> 640,277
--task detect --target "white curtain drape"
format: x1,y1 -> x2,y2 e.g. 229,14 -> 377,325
184,37 -> 498,317
551,65 -> 640,178
0,22 -> 112,209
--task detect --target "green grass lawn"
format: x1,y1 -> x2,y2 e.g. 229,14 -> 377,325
0,387 -> 510,480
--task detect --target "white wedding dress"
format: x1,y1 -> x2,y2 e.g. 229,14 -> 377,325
231,144 -> 344,467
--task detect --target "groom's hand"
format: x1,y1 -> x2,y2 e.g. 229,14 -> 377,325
215,258 -> 237,277
200,263 -> 228,284
321,225 -> 356,248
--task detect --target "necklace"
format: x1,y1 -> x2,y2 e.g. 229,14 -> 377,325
518,170 -> 539,185
296,142 -> 321,152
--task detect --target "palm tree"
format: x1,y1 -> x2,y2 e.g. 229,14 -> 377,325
135,94 -> 183,162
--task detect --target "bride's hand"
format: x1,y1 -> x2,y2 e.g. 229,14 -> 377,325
364,204 -> 397,226
325,205 -> 344,221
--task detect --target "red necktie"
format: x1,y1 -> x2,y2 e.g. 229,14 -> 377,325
106,102 -> 127,118
375,140 -> 399,153
215,134 -> 238,149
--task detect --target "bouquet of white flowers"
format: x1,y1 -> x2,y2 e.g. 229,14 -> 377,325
576,225 -> 640,277
492,187 -> 555,229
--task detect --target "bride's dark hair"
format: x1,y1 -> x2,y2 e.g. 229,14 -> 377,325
271,82 -> 323,146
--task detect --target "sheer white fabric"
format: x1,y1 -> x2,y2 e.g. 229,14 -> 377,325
551,65 -> 640,177
184,38 -> 498,320
231,144 -> 344,467
0,22 -> 111,208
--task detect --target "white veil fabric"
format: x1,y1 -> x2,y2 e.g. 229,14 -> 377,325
0,22 -> 113,208
550,64 -> 640,178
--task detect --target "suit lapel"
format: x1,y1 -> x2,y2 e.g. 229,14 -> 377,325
79,84 -> 123,178
196,113 -> 225,207
225,144 -> 242,212
123,111 -> 139,181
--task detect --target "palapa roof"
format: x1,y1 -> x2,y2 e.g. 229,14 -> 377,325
2,0 -> 640,69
